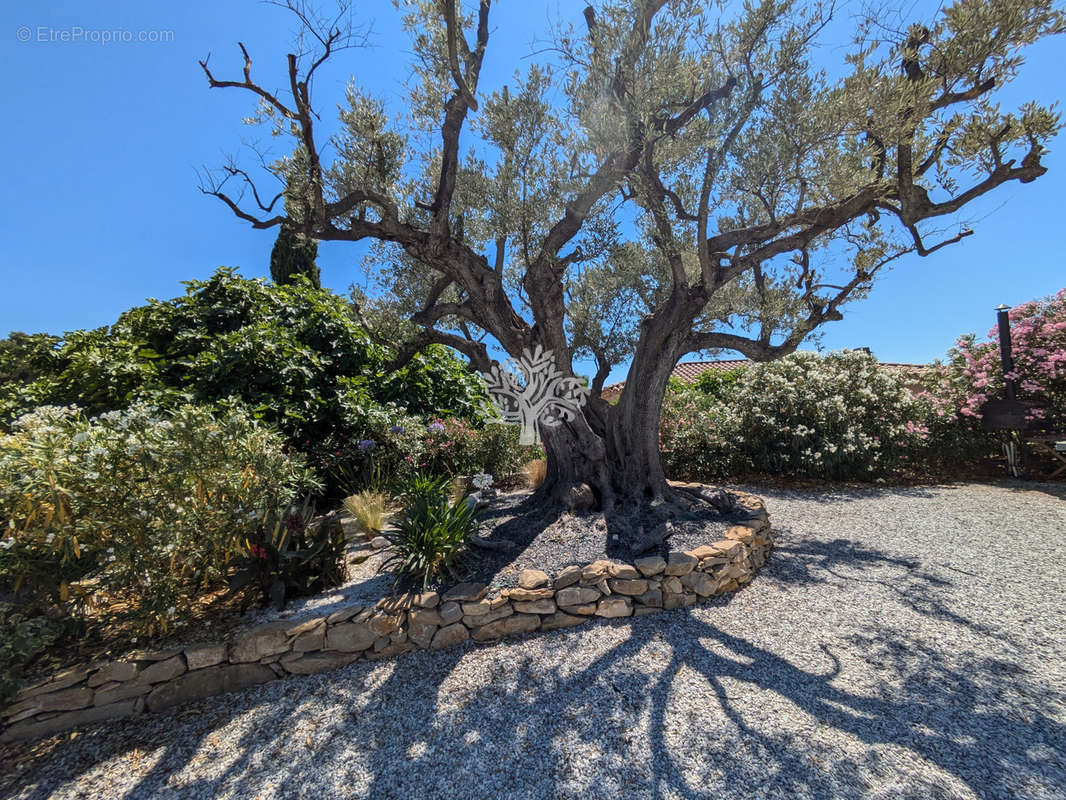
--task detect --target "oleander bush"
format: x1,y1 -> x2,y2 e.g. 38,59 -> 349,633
662,350 -> 963,480
0,403 -> 317,636
947,289 -> 1066,429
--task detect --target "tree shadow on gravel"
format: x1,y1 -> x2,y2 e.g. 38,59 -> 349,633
763,533 -> 1015,643
4,537 -> 1062,799
4,609 -> 1062,800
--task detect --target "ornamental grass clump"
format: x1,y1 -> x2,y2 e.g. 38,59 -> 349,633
380,481 -> 476,591
343,490 -> 389,535
0,403 -> 317,636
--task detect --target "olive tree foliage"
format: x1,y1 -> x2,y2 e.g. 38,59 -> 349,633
200,0 -> 1062,540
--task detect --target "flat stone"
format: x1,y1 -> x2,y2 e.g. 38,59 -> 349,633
471,613 -> 540,642
377,594 -> 414,613
556,586 -> 601,607
634,606 -> 662,616
326,606 -> 363,625
367,611 -> 404,636
637,588 -> 663,607
664,551 -> 697,576
370,536 -> 389,549
723,525 -> 756,543
540,611 -> 586,631
15,667 -> 91,702
230,625 -> 290,663
663,592 -> 687,610
661,576 -> 683,594
634,556 -> 666,577
596,596 -> 633,618
407,617 -> 439,649
185,643 -> 228,671
581,560 -> 613,584
518,569 -> 550,589
25,686 -> 94,714
441,582 -> 488,603
285,617 -> 326,637
464,604 -> 513,627
608,563 -> 641,580
513,599 -> 557,614
93,681 -> 151,706
126,647 -> 183,662
503,587 -> 554,602
1,699 -> 140,743
372,635 -> 391,652
326,622 -> 377,652
686,545 -> 723,561
438,601 -> 463,625
608,578 -> 648,596
710,540 -> 743,557
430,623 -> 469,650
553,565 -> 583,589
461,599 -> 494,616
413,591 -> 440,608
87,661 -> 139,687
145,663 -> 275,712
137,656 -> 187,685
565,603 -> 598,615
409,608 -> 443,627
291,629 -> 326,653
681,571 -> 716,597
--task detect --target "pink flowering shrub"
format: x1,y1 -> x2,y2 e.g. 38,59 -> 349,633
945,289 -> 1066,430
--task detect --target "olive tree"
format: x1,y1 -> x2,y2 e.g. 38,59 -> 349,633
200,0 -> 1063,552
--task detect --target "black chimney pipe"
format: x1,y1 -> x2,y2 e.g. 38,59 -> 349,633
995,304 -> 1016,401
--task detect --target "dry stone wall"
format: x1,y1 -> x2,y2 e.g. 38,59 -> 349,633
2,490 -> 772,743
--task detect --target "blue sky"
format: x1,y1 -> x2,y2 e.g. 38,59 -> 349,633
2,0 -> 1063,384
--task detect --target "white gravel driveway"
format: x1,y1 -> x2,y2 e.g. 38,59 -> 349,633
3,481 -> 1065,800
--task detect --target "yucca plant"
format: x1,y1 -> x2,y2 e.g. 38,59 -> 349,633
343,491 -> 388,536
397,473 -> 452,507
379,492 -> 476,591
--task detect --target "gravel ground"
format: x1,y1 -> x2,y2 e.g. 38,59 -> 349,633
3,480 -> 1065,800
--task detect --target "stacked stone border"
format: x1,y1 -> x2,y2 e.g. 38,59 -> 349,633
2,489 -> 771,743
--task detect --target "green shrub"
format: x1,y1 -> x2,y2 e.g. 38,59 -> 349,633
319,413 -> 537,497
0,403 -> 317,636
380,489 -> 476,591
662,351 -> 938,480
228,501 -> 347,610
0,603 -> 65,705
0,269 -> 490,496
692,366 -> 747,399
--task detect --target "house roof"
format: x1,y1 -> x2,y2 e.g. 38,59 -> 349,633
600,355 -> 929,400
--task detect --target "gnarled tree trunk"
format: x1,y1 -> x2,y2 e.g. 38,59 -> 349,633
533,326 -> 714,556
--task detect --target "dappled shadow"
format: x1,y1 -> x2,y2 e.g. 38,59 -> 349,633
9,603 -> 1059,799
995,477 -> 1066,502
735,482 -> 945,504
4,523 -> 1063,799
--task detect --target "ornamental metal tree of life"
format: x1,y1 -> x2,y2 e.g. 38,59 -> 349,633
480,345 -> 589,445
